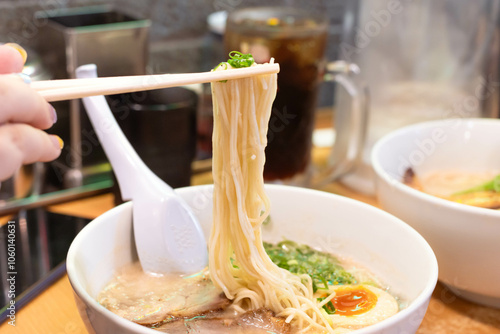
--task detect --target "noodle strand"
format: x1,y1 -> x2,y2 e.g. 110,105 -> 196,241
210,62 -> 335,334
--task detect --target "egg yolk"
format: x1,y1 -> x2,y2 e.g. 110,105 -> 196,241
332,286 -> 378,316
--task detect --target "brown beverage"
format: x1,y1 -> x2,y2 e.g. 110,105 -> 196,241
225,7 -> 328,183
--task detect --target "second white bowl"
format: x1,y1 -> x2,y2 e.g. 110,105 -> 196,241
372,118 -> 500,308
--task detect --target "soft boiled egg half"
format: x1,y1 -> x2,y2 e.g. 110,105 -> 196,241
318,284 -> 399,331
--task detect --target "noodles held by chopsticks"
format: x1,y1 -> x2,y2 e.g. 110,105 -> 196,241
209,56 -> 336,333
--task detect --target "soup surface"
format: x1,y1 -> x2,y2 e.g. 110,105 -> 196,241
404,168 -> 500,210
97,242 -> 400,333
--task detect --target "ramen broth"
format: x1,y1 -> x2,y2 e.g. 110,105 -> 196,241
404,168 -> 500,209
97,249 -> 397,333
407,169 -> 499,197
98,263 -> 292,333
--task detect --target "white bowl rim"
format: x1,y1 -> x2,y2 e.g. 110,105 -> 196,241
67,200 -> 153,333
67,184 -> 438,334
371,117 -> 500,219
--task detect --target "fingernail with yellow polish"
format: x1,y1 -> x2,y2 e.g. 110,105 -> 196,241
51,135 -> 64,150
4,43 -> 27,64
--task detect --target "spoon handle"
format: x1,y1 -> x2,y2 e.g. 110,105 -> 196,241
76,64 -> 173,200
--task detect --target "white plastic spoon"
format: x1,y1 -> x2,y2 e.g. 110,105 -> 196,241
76,64 -> 208,275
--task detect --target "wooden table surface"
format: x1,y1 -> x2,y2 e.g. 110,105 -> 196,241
1,179 -> 499,334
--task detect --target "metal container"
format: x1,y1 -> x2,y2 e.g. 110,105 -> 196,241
36,6 -> 150,79
35,6 -> 150,188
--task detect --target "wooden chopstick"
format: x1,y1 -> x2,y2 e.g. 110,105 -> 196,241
33,64 -> 280,102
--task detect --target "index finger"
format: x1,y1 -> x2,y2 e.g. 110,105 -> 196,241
0,75 -> 56,129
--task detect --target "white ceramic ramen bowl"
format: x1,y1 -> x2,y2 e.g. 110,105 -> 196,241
67,185 -> 437,334
372,118 -> 500,308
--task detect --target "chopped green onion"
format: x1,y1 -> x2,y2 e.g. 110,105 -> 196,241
212,62 -> 228,71
454,174 -> 500,195
212,51 -> 254,83
227,51 -> 254,68
213,51 -> 255,71
212,62 -> 228,82
263,240 -> 356,293
260,210 -> 271,225
317,296 -> 336,314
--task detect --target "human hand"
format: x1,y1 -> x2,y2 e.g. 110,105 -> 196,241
0,43 -> 63,182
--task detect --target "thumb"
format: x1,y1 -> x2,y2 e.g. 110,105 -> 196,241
0,43 -> 27,74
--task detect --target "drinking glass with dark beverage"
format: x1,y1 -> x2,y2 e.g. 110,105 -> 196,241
225,7 -> 368,186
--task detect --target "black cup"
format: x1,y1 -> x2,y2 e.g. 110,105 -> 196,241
108,87 -> 198,204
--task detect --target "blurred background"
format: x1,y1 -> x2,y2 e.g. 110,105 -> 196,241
0,0 -> 350,206
0,0 -> 498,204
0,0 -> 347,76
